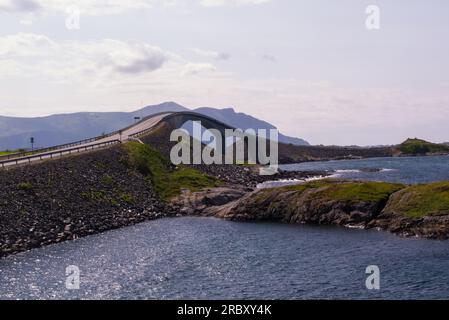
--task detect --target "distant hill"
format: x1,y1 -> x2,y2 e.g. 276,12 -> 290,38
193,107 -> 309,146
0,102 -> 309,150
395,138 -> 449,156
0,102 -> 188,150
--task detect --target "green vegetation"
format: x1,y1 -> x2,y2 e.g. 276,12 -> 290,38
1,149 -> 32,157
119,192 -> 135,204
280,180 -> 405,203
318,181 -> 405,202
101,174 -> 114,185
397,138 -> 449,155
17,182 -> 33,191
82,190 -> 108,202
81,190 -> 123,206
385,181 -> 449,218
123,142 -> 220,201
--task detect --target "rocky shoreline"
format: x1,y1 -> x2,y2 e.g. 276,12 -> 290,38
169,180 -> 449,240
1,140 -> 449,258
0,147 -> 166,258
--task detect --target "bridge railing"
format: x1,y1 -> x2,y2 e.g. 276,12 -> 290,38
0,133 -> 117,161
0,140 -> 121,169
0,112 -> 175,162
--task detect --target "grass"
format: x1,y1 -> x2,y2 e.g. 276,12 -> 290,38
278,179 -> 449,218
386,181 -> 449,218
0,149 -> 29,157
81,190 -> 134,206
0,151 -> 14,156
17,182 -> 33,191
101,174 -> 114,185
319,181 -> 405,202
119,192 -> 135,204
123,142 -> 220,201
397,138 -> 449,155
279,180 -> 405,203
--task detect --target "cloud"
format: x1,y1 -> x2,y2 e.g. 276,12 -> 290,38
0,0 -> 270,14
0,0 -> 154,15
191,48 -> 230,61
0,0 -> 41,12
181,62 -> 216,76
0,33 -> 170,80
104,42 -> 169,74
200,0 -> 270,7
262,54 -> 276,62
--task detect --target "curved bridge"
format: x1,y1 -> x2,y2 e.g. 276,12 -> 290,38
0,111 -> 243,168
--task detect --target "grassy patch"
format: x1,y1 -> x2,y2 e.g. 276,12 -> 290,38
321,181 -> 405,202
123,142 -> 220,201
279,180 -> 405,203
17,182 -> 33,191
387,181 -> 449,218
119,192 -> 135,204
1,149 -> 32,157
82,190 -> 108,202
101,174 -> 114,185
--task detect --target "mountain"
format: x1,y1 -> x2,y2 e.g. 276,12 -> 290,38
193,107 -> 309,146
0,102 -> 188,150
0,102 -> 309,150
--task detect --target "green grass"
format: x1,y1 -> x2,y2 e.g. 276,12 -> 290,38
123,142 -> 220,201
81,190 -> 134,206
397,138 -> 449,155
101,174 -> 114,185
17,182 -> 33,191
0,149 -> 29,157
119,192 -> 135,204
279,180 -> 405,203
387,181 -> 449,218
320,181 -> 405,202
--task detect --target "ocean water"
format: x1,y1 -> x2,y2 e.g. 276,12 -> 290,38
1,217 -> 449,300
280,155 -> 449,184
2,156 -> 449,300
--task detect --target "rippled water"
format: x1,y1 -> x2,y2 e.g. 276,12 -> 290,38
281,155 -> 449,184
1,217 -> 449,300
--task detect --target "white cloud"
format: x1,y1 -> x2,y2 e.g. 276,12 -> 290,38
0,0 -> 41,12
181,62 -> 216,76
0,0 -> 155,15
0,0 -> 270,15
0,33 -> 173,86
191,48 -> 230,61
200,0 -> 270,7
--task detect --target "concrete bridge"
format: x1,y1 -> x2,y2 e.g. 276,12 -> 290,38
0,111 -> 266,168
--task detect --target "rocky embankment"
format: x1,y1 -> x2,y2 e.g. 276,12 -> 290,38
2,130 -> 449,258
190,164 -> 327,188
0,146 -> 165,257
171,180 -> 449,239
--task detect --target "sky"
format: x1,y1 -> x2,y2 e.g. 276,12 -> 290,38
0,0 -> 449,145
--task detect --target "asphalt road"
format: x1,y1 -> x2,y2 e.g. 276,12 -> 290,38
0,112 -> 173,168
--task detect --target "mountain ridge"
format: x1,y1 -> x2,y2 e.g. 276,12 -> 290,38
0,102 -> 309,150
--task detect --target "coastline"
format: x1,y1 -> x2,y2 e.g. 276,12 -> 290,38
170,179 -> 449,240
1,143 -> 449,259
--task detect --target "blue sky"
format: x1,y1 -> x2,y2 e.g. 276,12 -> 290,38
1,0 -> 448,145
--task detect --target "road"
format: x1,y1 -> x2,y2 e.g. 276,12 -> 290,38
0,112 -> 173,168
